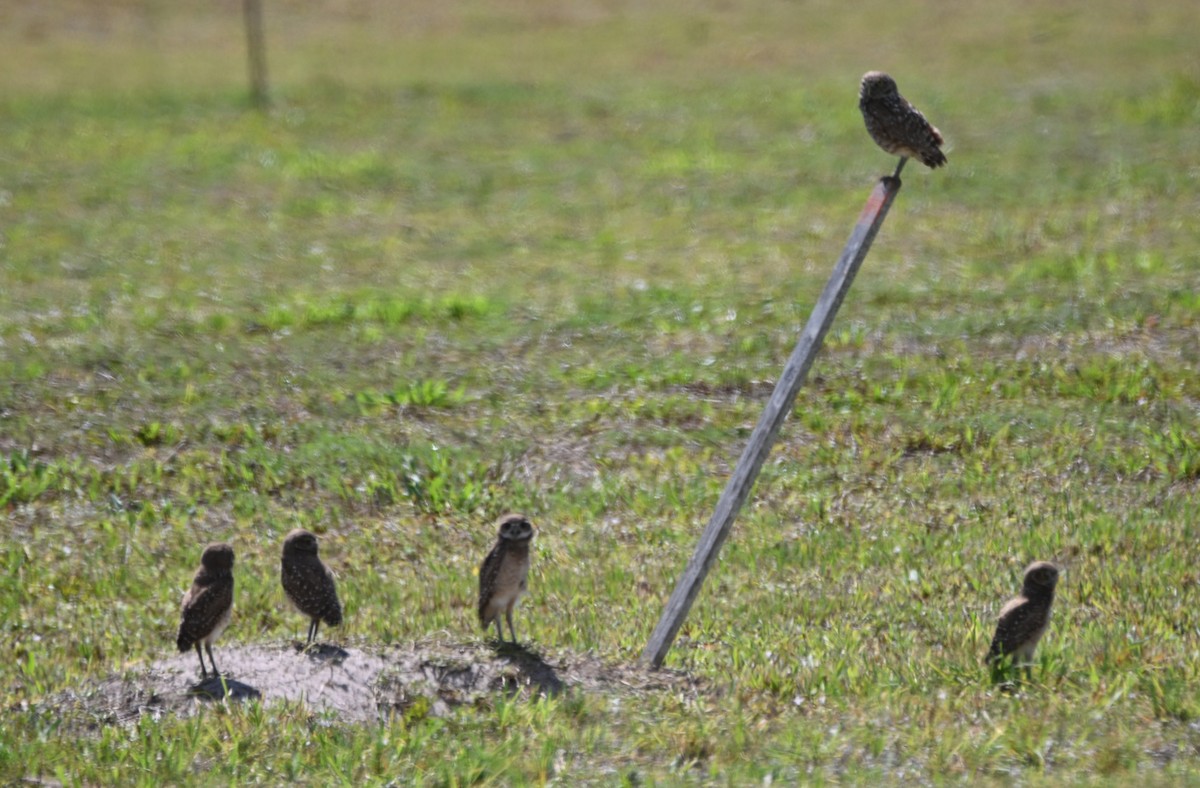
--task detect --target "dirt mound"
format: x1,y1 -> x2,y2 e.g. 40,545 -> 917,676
45,640 -> 701,727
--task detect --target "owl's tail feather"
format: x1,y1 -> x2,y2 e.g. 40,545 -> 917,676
922,149 -> 947,169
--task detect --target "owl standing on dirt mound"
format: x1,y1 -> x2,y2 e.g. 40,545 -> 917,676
281,529 -> 343,647
987,561 -> 1060,678
859,71 -> 947,169
177,542 -> 236,678
478,513 -> 535,644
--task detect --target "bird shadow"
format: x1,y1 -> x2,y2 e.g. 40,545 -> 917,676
291,641 -> 350,664
186,674 -> 261,701
487,640 -> 565,698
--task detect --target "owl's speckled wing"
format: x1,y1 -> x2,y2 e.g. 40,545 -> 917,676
477,542 -> 504,626
987,595 -> 1049,662
282,559 -> 342,626
177,574 -> 233,651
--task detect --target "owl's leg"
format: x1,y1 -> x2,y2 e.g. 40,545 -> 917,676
988,653 -> 1017,687
892,156 -> 909,179
194,643 -> 209,678
492,617 -> 505,642
505,609 -> 518,644
205,643 -> 221,677
307,618 -> 320,646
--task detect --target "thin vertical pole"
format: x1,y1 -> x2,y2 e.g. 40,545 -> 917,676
641,174 -> 904,668
244,0 -> 269,109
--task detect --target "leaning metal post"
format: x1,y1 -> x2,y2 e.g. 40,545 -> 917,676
641,172 -> 905,668
243,0 -> 269,109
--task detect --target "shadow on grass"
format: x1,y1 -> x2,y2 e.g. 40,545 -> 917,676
186,674 -> 262,701
487,640 -> 565,697
292,641 -> 351,664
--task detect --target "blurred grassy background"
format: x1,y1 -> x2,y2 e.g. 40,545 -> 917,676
1,0 -> 1199,782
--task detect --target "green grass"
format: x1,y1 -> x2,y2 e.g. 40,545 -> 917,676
3,0 -> 1200,782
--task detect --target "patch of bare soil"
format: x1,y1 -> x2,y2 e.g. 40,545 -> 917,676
44,640 -> 702,728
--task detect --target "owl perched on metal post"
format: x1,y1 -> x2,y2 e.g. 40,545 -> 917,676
478,514 -> 535,644
177,542 -> 235,679
987,561 -> 1060,680
281,529 -> 343,647
859,71 -> 947,172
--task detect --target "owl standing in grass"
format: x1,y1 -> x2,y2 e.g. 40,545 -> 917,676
478,514 -> 535,644
987,561 -> 1060,680
859,71 -> 947,171
281,529 -> 343,647
177,542 -> 235,679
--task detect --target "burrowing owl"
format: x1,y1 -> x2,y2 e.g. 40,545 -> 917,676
859,71 -> 947,170
177,542 -> 235,678
281,529 -> 343,646
987,561 -> 1060,676
478,513 -> 535,644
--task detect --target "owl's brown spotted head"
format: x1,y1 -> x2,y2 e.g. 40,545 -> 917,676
496,513 -> 535,543
200,542 -> 235,571
859,71 -> 899,101
1022,561 -> 1060,593
283,528 -> 321,557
